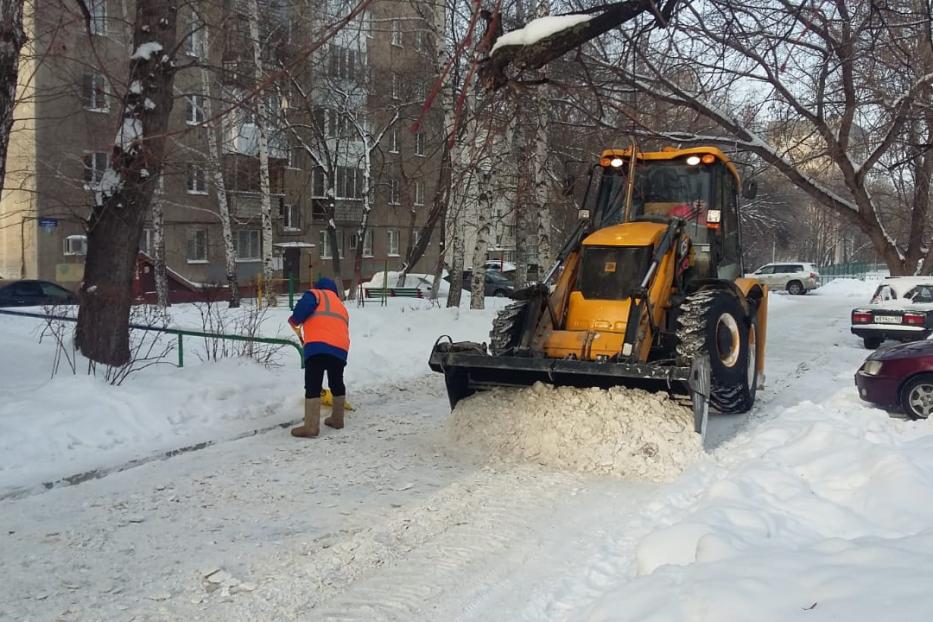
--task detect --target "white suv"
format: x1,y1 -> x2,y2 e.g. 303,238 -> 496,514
748,262 -> 820,295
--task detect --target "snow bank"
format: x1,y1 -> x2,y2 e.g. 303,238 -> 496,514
491,14 -> 593,55
586,388 -> 933,620
449,383 -> 703,481
814,277 -> 879,298
0,299 -> 506,494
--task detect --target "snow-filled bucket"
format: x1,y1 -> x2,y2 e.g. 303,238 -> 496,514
449,382 -> 704,482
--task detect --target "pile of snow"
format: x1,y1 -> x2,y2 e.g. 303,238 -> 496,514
449,383 -> 703,481
815,277 -> 879,298
491,14 -> 593,54
587,388 -> 933,620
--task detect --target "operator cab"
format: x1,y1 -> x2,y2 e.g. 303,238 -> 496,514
588,148 -> 747,283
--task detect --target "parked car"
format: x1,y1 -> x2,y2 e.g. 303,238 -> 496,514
851,277 -> 933,349
0,279 -> 78,307
855,339 -> 933,419
747,262 -> 820,294
448,270 -> 515,297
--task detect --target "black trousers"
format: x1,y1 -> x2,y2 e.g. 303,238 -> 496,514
305,354 -> 346,399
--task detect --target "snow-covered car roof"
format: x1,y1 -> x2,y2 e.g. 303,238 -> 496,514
877,277 -> 933,298
866,278 -> 933,309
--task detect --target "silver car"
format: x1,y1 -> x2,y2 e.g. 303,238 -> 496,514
747,262 -> 820,295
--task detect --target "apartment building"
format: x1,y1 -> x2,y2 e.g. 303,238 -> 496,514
0,0 -> 442,291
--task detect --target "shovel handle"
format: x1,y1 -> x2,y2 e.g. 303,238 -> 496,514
290,323 -> 304,345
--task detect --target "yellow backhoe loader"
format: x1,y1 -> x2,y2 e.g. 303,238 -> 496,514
429,146 -> 768,436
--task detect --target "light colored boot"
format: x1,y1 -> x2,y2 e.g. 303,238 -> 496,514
324,395 -> 345,429
291,398 -> 321,438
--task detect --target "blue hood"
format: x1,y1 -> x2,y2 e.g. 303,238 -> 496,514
314,277 -> 340,295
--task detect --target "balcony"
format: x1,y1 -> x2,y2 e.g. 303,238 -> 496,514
229,192 -> 285,219
311,198 -> 362,223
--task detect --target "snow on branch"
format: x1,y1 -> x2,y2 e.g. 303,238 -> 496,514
480,0 -> 682,91
490,15 -> 594,55
130,42 -> 164,61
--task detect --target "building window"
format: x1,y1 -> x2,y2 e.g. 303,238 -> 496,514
282,202 -> 301,231
89,0 -> 106,35
363,12 -> 373,38
63,234 -> 88,256
141,228 -> 152,255
335,166 -> 363,199
234,230 -> 261,261
319,229 -> 332,259
391,73 -> 400,100
389,178 -> 400,205
414,180 -> 424,205
387,229 -> 399,256
414,131 -> 425,156
389,127 -> 398,153
327,44 -> 359,81
416,81 -> 426,101
81,73 -> 108,111
391,19 -> 402,47
413,229 -> 420,247
348,231 -> 358,251
186,228 -> 208,262
186,163 -> 207,194
363,229 -> 373,257
312,167 -> 327,198
185,95 -> 205,125
184,16 -> 206,58
83,152 -> 108,185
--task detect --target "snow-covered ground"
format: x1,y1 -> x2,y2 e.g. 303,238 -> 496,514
5,279 -> 933,621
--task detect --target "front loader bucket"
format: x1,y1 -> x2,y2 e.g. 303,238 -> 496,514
429,340 -> 711,435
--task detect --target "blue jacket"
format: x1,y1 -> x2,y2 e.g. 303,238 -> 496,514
288,278 -> 349,362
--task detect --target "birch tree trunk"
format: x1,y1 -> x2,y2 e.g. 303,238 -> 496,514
75,1 -> 178,366
247,0 -> 275,306
348,149 -> 372,300
429,203 -> 447,301
0,0 -> 26,192
470,172 -> 492,310
396,172 -> 416,288
151,198 -> 169,307
201,67 -> 239,307
325,179 -> 345,297
445,203 -> 465,308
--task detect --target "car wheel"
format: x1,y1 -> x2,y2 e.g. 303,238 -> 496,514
786,280 -> 804,295
493,289 -> 507,297
863,336 -> 884,349
901,374 -> 933,420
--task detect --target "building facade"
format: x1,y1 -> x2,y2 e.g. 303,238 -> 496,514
0,0 -> 443,293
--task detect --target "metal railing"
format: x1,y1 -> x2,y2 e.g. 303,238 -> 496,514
0,308 -> 305,368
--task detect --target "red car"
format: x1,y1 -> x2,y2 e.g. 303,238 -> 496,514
855,339 -> 933,419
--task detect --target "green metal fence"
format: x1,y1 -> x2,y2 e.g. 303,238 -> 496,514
0,309 -> 305,368
817,262 -> 889,283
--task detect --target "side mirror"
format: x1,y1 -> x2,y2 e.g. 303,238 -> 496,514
742,179 -> 758,200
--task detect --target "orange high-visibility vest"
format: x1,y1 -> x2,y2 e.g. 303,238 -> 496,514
301,288 -> 350,351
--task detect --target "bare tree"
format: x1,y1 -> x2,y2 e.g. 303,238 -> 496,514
75,1 -> 179,366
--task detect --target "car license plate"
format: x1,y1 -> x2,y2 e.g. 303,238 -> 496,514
874,315 -> 901,324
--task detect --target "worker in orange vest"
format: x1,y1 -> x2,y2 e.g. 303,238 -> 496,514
287,277 -> 350,438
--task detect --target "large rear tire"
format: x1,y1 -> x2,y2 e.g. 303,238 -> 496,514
489,301 -> 530,355
676,289 -> 757,414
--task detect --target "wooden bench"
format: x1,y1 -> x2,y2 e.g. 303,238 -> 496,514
363,287 -> 424,299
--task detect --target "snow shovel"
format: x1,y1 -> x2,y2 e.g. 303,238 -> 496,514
291,324 -> 355,410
